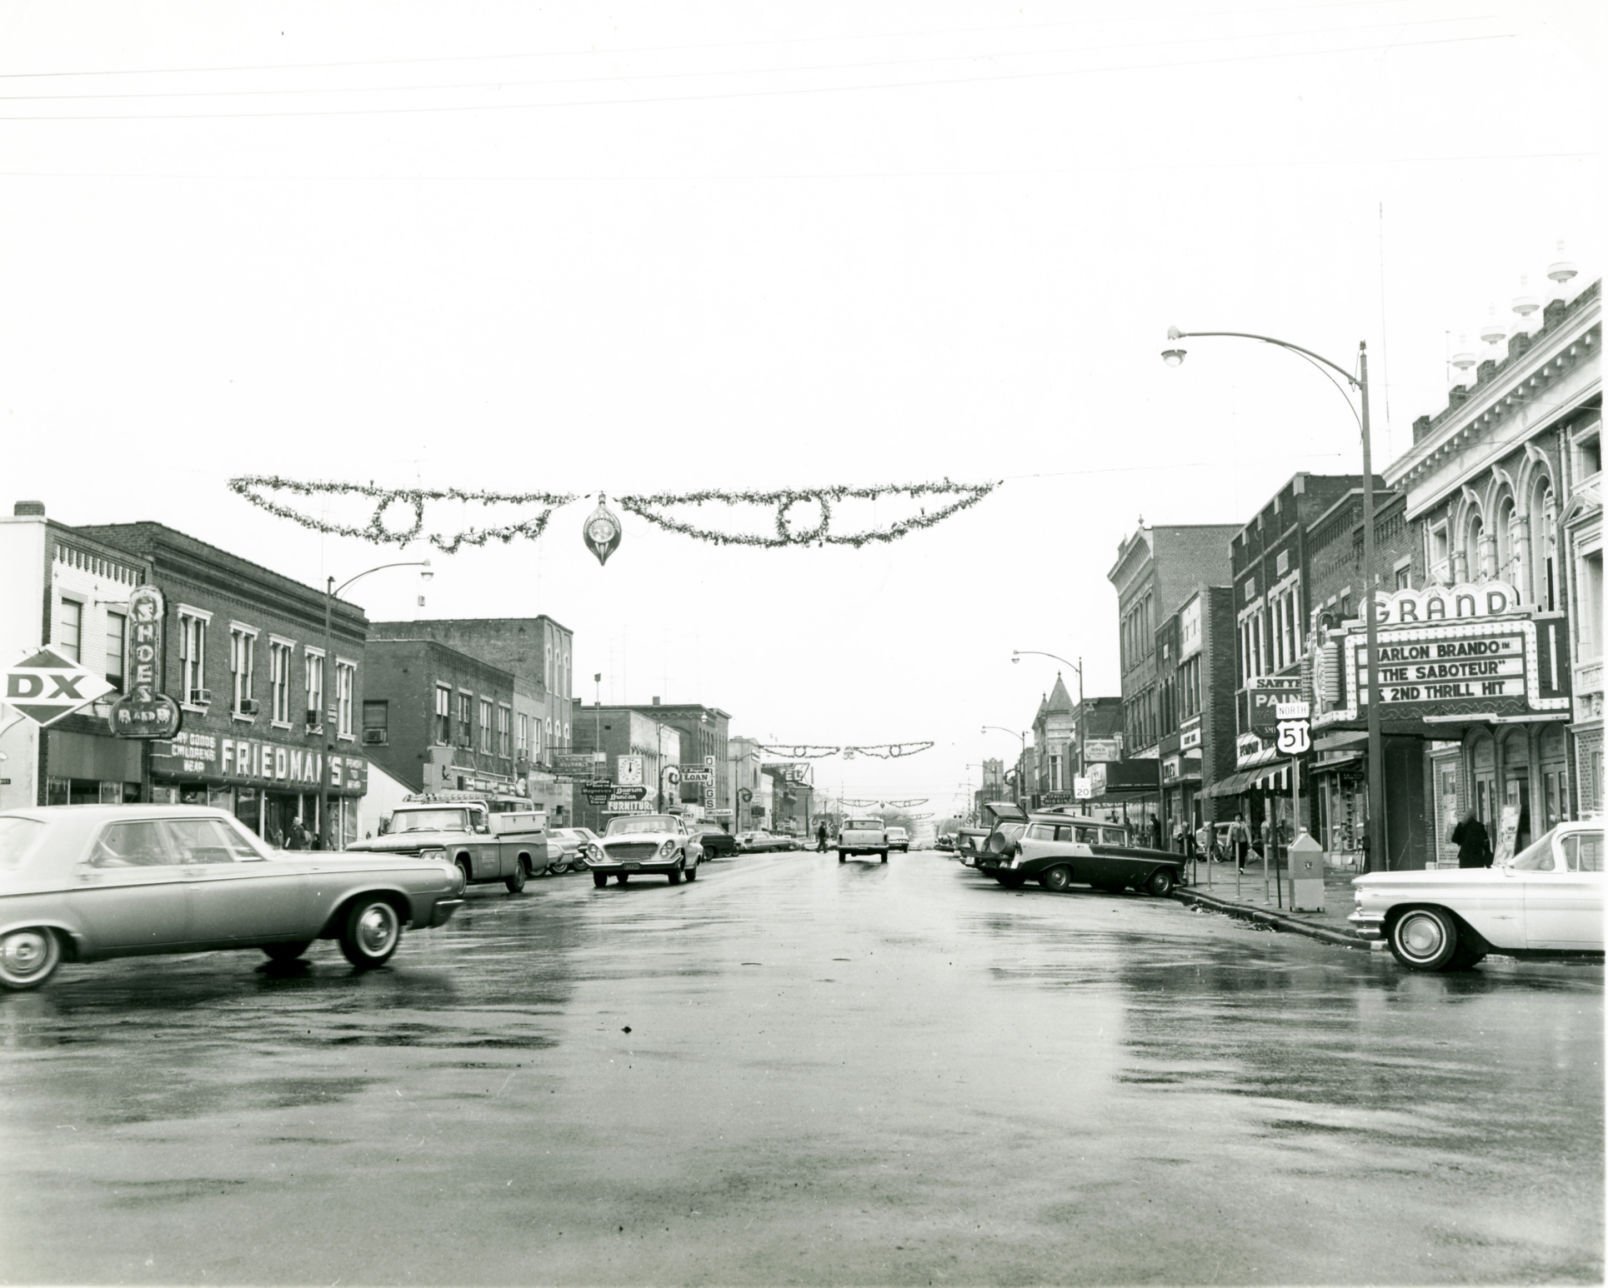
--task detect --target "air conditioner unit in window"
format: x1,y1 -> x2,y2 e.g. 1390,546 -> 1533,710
239,698 -> 261,716
362,728 -> 387,745
190,688 -> 212,705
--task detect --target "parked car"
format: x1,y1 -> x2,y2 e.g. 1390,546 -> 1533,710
975,813 -> 1187,896
935,833 -> 957,852
886,827 -> 911,853
688,825 -> 739,858
736,831 -> 797,853
581,814 -> 703,887
1350,821 -> 1604,971
548,827 -> 602,874
0,804 -> 466,992
837,817 -> 890,863
953,802 -> 1028,869
346,797 -> 548,893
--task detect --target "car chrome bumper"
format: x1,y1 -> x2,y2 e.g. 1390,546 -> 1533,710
429,898 -> 466,927
1347,910 -> 1384,938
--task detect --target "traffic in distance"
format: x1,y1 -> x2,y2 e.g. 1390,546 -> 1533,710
0,791 -> 1600,990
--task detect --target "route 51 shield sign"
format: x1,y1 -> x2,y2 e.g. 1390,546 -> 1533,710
1276,719 -> 1312,756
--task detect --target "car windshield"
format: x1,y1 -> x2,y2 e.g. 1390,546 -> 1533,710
1510,825 -> 1603,872
606,816 -> 675,835
0,818 -> 46,870
846,819 -> 882,829
391,809 -> 471,833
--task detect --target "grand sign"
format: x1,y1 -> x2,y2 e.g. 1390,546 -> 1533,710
1320,612 -> 1571,724
150,729 -> 368,794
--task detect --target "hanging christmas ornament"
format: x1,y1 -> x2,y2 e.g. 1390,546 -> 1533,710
583,494 -> 623,566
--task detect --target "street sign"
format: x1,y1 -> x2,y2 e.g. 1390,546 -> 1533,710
3,647 -> 115,727
1276,719 -> 1312,756
1074,776 -> 1092,801
1276,699 -> 1311,720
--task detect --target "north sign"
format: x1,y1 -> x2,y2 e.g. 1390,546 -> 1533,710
3,647 -> 115,728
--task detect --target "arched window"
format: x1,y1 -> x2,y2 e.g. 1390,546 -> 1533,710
1530,477 -> 1558,610
1493,492 -> 1517,586
1464,510 -> 1485,581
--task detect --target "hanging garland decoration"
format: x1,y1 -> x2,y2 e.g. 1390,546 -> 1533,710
615,479 -> 999,549
840,797 -> 929,809
228,476 -> 577,555
757,741 -> 935,760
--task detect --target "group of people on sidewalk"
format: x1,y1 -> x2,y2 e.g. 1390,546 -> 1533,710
1173,813 -> 1270,875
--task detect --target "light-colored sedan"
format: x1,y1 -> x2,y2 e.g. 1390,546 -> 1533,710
1350,820 -> 1604,971
0,804 -> 466,991
581,814 -> 703,887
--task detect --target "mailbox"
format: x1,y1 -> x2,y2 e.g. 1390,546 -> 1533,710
1285,831 -> 1326,912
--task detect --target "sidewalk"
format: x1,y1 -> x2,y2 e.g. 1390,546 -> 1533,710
1174,856 -> 1383,951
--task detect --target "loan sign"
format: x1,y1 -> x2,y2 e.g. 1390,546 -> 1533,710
3,647 -> 115,727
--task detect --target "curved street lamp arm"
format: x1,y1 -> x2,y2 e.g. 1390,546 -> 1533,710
1012,648 -> 1081,675
1166,328 -> 1361,389
332,559 -> 432,600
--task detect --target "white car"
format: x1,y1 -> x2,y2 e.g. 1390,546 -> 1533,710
886,827 -> 911,853
581,814 -> 703,888
837,817 -> 889,864
1350,820 -> 1603,971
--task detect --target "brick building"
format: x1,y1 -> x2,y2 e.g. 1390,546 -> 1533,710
73,519 -> 370,847
1161,584 -> 1236,834
361,637 -> 518,803
570,704 -> 683,832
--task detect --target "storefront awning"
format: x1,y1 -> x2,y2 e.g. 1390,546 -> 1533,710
1199,770 -> 1256,799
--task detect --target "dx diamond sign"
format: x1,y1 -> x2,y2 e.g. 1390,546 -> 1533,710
4,647 -> 116,728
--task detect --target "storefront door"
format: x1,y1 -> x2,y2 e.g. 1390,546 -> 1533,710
1470,734 -> 1497,828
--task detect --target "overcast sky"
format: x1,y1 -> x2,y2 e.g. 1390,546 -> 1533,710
1,0 -> 1601,818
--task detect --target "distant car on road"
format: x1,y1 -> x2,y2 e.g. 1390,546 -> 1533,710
0,804 -> 466,991
1350,821 -> 1604,971
975,813 -> 1187,896
837,817 -> 890,864
886,827 -> 911,853
688,824 -> 739,858
548,826 -> 602,874
935,832 -> 957,852
736,830 -> 797,853
581,814 -> 702,887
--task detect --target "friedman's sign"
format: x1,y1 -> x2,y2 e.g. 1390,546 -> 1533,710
151,729 -> 369,793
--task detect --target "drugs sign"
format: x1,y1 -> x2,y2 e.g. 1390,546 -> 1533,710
3,647 -> 115,728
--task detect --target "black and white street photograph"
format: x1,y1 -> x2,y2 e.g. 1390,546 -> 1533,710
0,2 -> 1601,1284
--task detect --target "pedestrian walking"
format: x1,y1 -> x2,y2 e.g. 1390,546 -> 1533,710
1228,813 -> 1251,872
816,821 -> 828,853
1450,809 -> 1493,869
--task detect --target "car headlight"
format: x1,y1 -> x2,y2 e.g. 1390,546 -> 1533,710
584,844 -> 605,863
420,847 -> 448,863
659,839 -> 678,858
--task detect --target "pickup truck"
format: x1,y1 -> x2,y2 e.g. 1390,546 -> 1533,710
344,800 -> 549,893
837,816 -> 890,864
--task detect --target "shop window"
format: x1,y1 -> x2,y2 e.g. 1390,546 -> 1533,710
180,609 -> 210,705
56,597 -> 83,662
269,639 -> 293,724
304,647 -> 325,728
105,611 -> 126,690
434,685 -> 451,744
335,661 -> 355,738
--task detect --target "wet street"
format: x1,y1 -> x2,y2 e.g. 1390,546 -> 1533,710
1,849 -> 1601,1285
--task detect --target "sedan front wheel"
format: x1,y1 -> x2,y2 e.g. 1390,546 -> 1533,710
1388,907 -> 1462,971
0,927 -> 62,991
339,897 -> 402,969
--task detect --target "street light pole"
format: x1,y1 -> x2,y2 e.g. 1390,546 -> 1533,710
1162,328 -> 1385,870
317,559 -> 432,850
1012,650 -> 1087,801
980,725 -> 1027,805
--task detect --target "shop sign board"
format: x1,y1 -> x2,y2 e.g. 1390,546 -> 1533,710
1179,718 -> 1202,752
603,799 -> 654,815
3,647 -> 115,728
107,585 -> 181,739
1242,675 -> 1302,736
1162,755 -> 1182,783
1331,615 -> 1572,723
582,780 -> 616,803
1087,764 -> 1107,795
149,729 -> 367,793
738,787 -> 753,802
612,785 -> 647,801
553,752 -> 603,779
1082,738 -> 1121,764
679,767 -> 713,784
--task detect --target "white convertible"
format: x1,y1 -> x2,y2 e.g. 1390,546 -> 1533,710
1350,820 -> 1603,971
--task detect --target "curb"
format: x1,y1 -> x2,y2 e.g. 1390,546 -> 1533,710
1173,889 -> 1383,951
